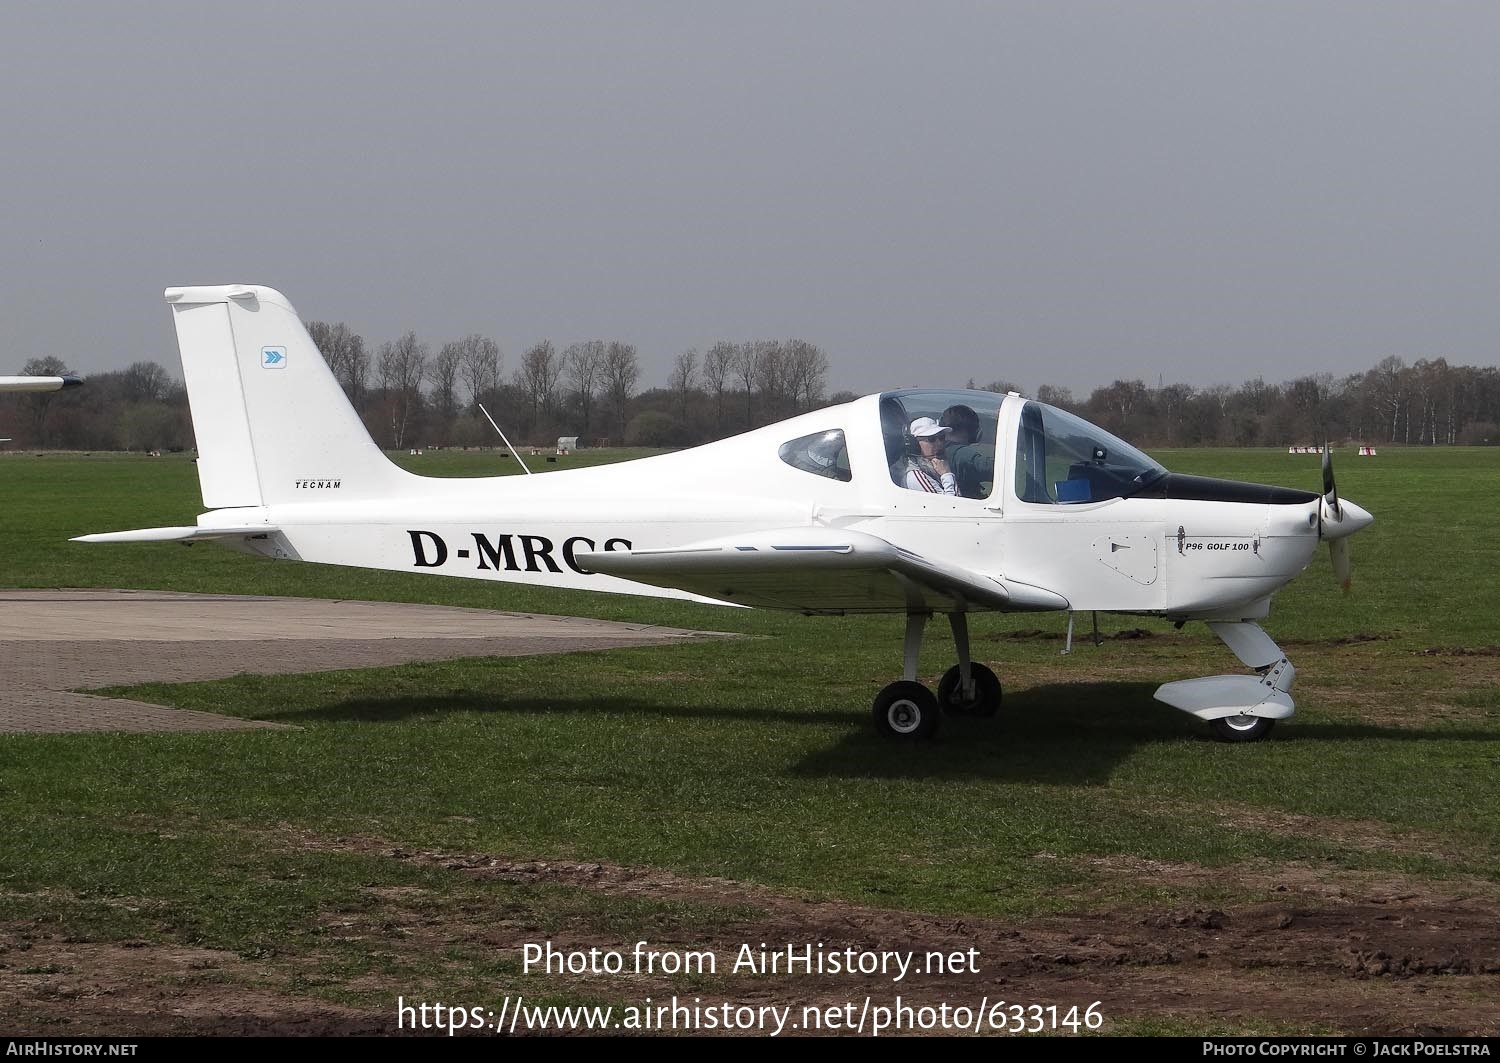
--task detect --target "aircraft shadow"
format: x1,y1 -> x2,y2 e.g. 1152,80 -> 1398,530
791,682 -> 1500,786
256,681 -> 1495,791
255,693 -> 855,728
791,682 -> 1176,786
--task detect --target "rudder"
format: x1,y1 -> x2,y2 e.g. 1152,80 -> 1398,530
166,284 -> 413,508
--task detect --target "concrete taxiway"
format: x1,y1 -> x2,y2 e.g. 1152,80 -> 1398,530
0,589 -> 714,734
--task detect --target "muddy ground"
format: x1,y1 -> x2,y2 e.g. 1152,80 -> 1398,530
3,835 -> 1496,1037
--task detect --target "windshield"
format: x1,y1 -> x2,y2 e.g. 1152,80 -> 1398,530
1016,402 -> 1166,503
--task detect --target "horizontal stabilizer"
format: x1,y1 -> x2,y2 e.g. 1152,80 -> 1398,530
577,527 -> 1068,614
72,525 -> 279,544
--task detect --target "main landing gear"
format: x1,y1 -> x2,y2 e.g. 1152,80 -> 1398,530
871,612 -> 1002,740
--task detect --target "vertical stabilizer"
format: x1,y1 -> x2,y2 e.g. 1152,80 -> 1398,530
166,285 -> 414,508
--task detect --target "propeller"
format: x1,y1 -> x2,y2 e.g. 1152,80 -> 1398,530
1317,442 -> 1365,592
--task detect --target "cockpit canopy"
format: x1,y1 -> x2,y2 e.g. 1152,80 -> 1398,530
778,388 -> 1167,505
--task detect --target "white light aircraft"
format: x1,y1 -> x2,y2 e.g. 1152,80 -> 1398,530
0,376 -> 83,393
78,285 -> 1373,742
1,375 -> 82,443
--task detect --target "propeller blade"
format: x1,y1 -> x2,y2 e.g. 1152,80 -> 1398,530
1330,536 -> 1352,592
1319,442 -> 1342,534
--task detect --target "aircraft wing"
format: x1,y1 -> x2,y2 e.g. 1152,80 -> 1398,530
578,528 -> 1068,614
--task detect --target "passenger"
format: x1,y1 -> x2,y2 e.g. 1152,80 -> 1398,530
904,417 -> 958,494
940,404 -> 995,499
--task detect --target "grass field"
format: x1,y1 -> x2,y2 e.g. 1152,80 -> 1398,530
1,445 -> 1497,1036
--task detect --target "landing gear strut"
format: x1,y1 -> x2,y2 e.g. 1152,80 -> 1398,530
871,612 -> 1002,739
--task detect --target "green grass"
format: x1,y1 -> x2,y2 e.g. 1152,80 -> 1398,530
2,444 -> 1498,1031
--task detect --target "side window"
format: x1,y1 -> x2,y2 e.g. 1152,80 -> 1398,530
887,398 -> 997,499
779,430 -> 851,482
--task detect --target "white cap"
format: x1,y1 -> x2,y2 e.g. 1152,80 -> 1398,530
909,417 -> 949,438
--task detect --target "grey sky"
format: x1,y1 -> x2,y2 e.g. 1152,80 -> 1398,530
4,1 -> 1498,397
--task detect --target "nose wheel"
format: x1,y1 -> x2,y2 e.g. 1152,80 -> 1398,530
1210,714 -> 1276,743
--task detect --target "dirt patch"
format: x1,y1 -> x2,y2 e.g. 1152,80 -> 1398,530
5,835 -> 1495,1037
1201,806 -> 1488,868
1283,634 -> 1395,648
991,628 -> 1159,643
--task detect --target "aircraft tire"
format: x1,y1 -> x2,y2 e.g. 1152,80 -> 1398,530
937,663 -> 1002,718
872,681 -> 941,740
1209,715 -> 1276,743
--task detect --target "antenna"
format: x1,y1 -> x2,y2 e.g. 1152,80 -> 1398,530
478,404 -> 533,476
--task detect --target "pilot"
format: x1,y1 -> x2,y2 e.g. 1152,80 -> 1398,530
905,417 -> 958,494
939,404 -> 995,499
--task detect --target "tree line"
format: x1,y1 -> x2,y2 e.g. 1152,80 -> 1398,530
3,341 -> 1498,452
1006,355 -> 1500,448
0,329 -> 834,452
304,324 -> 833,450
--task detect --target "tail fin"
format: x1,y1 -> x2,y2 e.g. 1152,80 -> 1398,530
166,285 -> 414,508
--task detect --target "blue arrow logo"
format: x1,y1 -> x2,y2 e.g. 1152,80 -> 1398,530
261,346 -> 288,368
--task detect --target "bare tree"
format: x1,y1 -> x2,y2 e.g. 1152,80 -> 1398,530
1240,375 -> 1273,416
1366,355 -> 1411,442
1411,358 -> 1451,446
1089,378 -> 1149,435
1285,374 -> 1332,442
518,340 -> 562,430
703,341 -> 736,429
669,348 -> 697,419
377,331 -> 428,449
564,340 -> 606,433
1204,383 -> 1233,443
453,335 -> 501,413
1157,383 -> 1194,445
603,341 -> 640,438
733,343 -> 758,425
121,361 -> 172,403
784,340 -> 828,412
306,321 -> 368,405
344,343 -> 370,407
430,342 -> 465,426
750,341 -> 788,419
1035,384 -> 1074,409
1428,358 -> 1457,444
